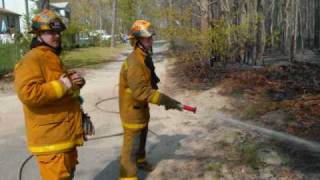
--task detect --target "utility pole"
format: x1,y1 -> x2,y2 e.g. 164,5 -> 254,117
111,0 -> 117,47
2,0 -> 5,9
38,0 -> 50,10
25,0 -> 30,27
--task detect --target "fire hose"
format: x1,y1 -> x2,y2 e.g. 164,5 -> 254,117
18,96 -> 197,180
18,155 -> 33,180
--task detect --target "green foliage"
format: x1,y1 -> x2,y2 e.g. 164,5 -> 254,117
118,0 -> 162,34
208,20 -> 231,58
0,13 -> 34,75
61,44 -> 128,68
17,33 -> 33,55
0,32 -> 32,76
238,141 -> 264,169
160,6 -> 254,62
266,28 -> 281,48
99,39 -> 111,47
118,0 -> 137,32
62,22 -> 81,49
30,0 -> 41,14
207,163 -> 222,171
243,104 -> 258,119
0,43 -> 21,75
160,6 -> 202,56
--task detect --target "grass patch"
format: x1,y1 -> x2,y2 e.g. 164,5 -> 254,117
237,139 -> 264,169
241,100 -> 280,119
242,104 -> 258,119
207,162 -> 222,171
241,143 -> 261,168
1,43 -> 128,80
61,44 -> 129,68
216,140 -> 231,149
0,43 -> 21,76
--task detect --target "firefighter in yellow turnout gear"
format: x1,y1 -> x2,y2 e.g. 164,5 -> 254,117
119,20 -> 183,180
14,10 -> 87,180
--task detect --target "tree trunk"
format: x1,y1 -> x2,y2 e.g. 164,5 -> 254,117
270,0 -> 275,49
310,0 -> 314,49
281,0 -> 290,55
99,16 -> 102,30
246,0 -> 257,65
219,0 -> 231,60
290,0 -> 299,61
314,0 -> 320,49
306,0 -> 311,48
111,0 -> 117,47
166,0 -> 174,27
299,2 -> 304,59
200,0 -> 209,32
255,0 -> 265,65
238,0 -> 247,63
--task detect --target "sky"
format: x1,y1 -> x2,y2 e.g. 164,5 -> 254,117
1,0 -> 37,32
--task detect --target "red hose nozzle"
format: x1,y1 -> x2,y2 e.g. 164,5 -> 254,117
182,105 -> 197,113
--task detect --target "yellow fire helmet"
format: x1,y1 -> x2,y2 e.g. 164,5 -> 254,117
129,20 -> 155,39
30,9 -> 66,34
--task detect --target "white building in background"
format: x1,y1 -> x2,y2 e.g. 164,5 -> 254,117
0,0 -> 71,43
50,2 -> 71,19
50,2 -> 71,25
0,8 -> 20,43
1,0 -> 36,33
1,1 -> 71,31
0,1 -> 71,43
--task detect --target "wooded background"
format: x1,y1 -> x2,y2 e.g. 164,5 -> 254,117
46,0 -> 320,65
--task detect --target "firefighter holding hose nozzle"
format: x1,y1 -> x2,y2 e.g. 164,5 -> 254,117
118,20 -> 187,180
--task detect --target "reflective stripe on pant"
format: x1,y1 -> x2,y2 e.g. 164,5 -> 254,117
119,177 -> 138,180
120,124 -> 148,179
36,148 -> 78,180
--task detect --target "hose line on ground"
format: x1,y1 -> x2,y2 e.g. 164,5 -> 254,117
18,155 -> 33,180
18,129 -> 159,180
95,96 -> 120,114
19,95 -> 160,180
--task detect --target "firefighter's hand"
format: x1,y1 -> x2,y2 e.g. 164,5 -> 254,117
59,74 -> 72,90
68,70 -> 86,89
159,94 -> 183,111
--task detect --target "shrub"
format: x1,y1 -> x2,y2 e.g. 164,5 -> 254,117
0,43 -> 21,76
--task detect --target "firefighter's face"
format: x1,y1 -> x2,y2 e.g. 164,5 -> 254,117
139,37 -> 153,50
39,31 -> 61,48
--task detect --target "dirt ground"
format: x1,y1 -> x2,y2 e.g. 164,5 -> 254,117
0,41 -> 319,180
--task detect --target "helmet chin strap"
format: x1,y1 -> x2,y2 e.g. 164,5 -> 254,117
137,41 -> 153,56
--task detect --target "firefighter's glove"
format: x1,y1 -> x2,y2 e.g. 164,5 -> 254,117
82,112 -> 95,141
59,74 -> 72,90
159,94 -> 183,111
